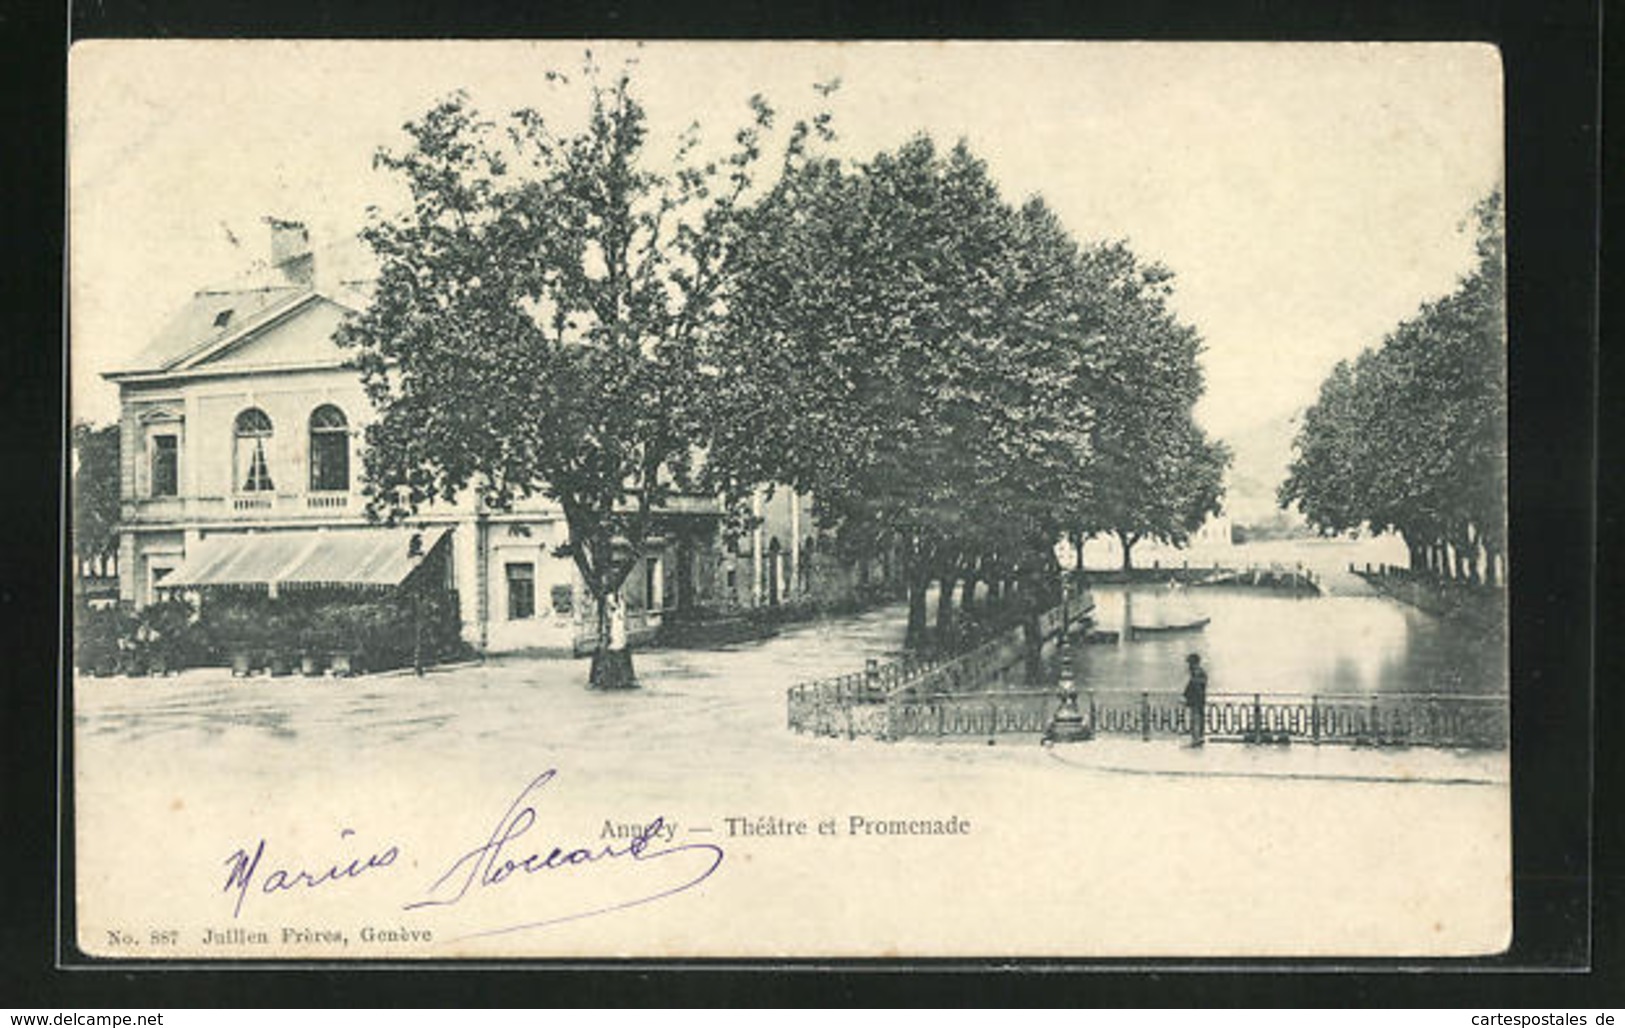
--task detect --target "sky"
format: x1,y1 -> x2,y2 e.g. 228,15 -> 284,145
69,40 -> 1503,502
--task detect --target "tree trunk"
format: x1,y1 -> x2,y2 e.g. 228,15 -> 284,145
588,589 -> 637,690
1021,614 -> 1043,683
935,574 -> 957,649
958,575 -> 977,617
1119,533 -> 1138,572
905,574 -> 929,649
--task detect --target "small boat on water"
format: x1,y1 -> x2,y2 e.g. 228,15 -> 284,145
1126,616 -> 1211,640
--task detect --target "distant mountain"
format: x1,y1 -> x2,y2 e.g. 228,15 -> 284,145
1219,410 -> 1306,526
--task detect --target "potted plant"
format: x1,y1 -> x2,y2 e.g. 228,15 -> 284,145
325,604 -> 361,677
298,618 -> 329,677
210,603 -> 262,677
265,606 -> 292,676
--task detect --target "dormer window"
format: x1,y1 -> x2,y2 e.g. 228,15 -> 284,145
308,404 -> 350,492
234,408 -> 275,493
213,309 -> 234,329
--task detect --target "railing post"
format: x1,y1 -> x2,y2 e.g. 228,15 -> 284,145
1140,691 -> 1150,741
1252,692 -> 1263,743
1311,695 -> 1320,744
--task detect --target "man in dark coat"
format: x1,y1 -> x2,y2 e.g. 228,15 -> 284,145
1183,653 -> 1208,746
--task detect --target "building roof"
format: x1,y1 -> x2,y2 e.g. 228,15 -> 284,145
111,285 -> 313,376
107,232 -> 378,380
159,527 -> 449,591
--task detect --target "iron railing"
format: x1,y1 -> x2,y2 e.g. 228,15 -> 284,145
792,685 -> 1507,749
786,592 -> 1095,736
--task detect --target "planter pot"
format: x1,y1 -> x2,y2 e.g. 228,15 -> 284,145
230,651 -> 254,677
300,653 -> 326,677
268,653 -> 294,677
329,652 -> 356,677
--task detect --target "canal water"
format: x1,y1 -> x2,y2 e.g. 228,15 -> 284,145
1073,542 -> 1507,699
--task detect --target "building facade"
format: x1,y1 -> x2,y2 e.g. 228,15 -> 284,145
105,222 -> 837,654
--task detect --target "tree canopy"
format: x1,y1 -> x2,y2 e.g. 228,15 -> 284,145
339,61 -> 799,687
706,133 -> 1226,654
345,65 -> 1228,684
72,421 -> 121,571
1279,189 -> 1506,584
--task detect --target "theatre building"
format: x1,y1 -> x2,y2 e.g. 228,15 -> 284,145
105,221 -> 844,655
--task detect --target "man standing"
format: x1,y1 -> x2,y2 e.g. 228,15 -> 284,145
1183,653 -> 1208,747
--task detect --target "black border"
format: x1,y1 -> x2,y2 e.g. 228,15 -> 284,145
4,0 -> 1605,1007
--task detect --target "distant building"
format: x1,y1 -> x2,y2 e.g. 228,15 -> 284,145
1190,513 -> 1233,547
104,220 -> 848,654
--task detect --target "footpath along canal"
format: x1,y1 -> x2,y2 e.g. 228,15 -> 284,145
78,549 -> 1505,787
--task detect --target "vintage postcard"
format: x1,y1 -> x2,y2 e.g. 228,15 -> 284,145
67,39 -> 1509,960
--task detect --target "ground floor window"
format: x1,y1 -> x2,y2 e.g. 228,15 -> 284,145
146,564 -> 173,606
644,558 -> 662,612
505,562 -> 535,620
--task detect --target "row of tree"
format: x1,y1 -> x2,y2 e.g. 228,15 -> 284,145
1278,190 -> 1505,585
339,63 -> 1228,687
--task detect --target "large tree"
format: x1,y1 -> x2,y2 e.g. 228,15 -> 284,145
340,63 -> 797,688
1280,189 -> 1505,584
706,136 -> 1101,667
72,422 -> 121,576
1059,242 -> 1229,569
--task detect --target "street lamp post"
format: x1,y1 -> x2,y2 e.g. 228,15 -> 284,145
1044,573 -> 1091,743
408,531 -> 425,677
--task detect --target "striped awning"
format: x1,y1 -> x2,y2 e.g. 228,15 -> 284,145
160,527 -> 448,591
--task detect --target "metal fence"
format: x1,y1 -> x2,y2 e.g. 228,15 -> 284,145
786,592 -> 1096,738
792,685 -> 1507,749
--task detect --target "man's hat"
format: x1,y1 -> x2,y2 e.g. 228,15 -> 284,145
1186,653 -> 1202,664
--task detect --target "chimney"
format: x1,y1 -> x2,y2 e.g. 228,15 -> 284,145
265,216 -> 314,287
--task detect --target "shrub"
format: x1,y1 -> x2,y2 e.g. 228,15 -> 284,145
74,603 -> 130,675
135,596 -> 205,670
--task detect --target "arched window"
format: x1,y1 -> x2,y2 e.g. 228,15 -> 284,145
308,404 -> 350,492
233,408 -> 274,493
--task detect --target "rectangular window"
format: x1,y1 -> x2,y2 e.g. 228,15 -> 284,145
150,435 -> 178,497
505,563 -> 535,620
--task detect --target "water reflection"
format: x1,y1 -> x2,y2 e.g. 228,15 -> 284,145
1077,584 -> 1506,697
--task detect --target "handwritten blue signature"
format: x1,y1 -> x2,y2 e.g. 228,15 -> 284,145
404,769 -> 726,939
219,769 -> 725,939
